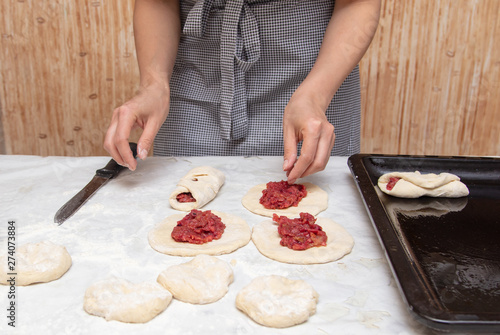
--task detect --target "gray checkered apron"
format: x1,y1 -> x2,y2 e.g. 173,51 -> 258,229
154,0 -> 361,157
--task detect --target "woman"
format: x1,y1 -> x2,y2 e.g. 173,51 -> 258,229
104,0 -> 381,184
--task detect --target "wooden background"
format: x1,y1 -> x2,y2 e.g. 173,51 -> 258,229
1,0 -> 499,157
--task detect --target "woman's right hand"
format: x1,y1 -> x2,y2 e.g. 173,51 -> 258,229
103,79 -> 170,171
104,0 -> 180,170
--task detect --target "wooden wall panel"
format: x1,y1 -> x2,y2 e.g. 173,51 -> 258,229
1,0 -> 499,157
360,0 -> 500,156
0,0 -> 139,156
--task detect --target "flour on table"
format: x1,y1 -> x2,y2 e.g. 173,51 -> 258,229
236,275 -> 319,328
357,310 -> 391,329
0,241 -> 72,286
241,182 -> 328,217
148,210 -> 251,256
251,217 -> 354,264
83,277 -> 172,323
157,254 -> 233,304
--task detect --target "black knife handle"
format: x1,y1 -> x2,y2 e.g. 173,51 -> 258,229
96,142 -> 138,179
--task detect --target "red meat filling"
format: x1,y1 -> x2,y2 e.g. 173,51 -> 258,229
386,177 -> 402,191
259,181 -> 307,209
273,212 -> 327,250
176,192 -> 196,203
171,209 -> 225,244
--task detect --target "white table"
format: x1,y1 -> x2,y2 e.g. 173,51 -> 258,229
0,155 -> 467,334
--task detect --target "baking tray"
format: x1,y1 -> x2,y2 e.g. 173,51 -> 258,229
347,154 -> 500,332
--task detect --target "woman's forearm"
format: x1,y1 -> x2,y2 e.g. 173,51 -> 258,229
296,0 -> 381,109
133,0 -> 181,88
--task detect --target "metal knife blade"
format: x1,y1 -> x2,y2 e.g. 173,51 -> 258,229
54,143 -> 137,225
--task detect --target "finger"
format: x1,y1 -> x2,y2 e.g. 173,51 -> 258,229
286,129 -> 320,184
137,118 -> 162,160
103,111 -> 125,165
113,106 -> 138,170
299,125 -> 335,178
282,124 -> 298,173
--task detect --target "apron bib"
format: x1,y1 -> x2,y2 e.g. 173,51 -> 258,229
154,0 -> 361,156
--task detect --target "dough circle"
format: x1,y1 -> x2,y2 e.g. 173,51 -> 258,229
148,210 -> 251,256
241,182 -> 328,217
157,254 -> 233,304
0,241 -> 72,286
252,217 -> 354,264
236,275 -> 319,328
83,277 -> 172,323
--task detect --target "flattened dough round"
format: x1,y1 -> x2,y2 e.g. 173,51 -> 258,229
252,217 -> 354,264
83,277 -> 172,323
157,254 -> 233,304
148,210 -> 251,256
236,275 -> 319,328
241,182 -> 328,217
0,241 -> 72,286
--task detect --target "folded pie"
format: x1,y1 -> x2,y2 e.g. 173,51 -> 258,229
377,171 -> 469,198
169,166 -> 225,211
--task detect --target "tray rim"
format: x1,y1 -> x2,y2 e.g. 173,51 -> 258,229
347,153 -> 500,333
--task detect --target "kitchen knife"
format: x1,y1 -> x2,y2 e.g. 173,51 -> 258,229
54,142 -> 138,225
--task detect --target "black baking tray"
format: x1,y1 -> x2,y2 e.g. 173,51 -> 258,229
347,154 -> 500,332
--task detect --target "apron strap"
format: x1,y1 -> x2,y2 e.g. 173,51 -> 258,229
184,0 -> 261,140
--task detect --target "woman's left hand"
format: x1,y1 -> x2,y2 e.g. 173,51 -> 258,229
282,93 -> 335,184
282,0 -> 381,183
